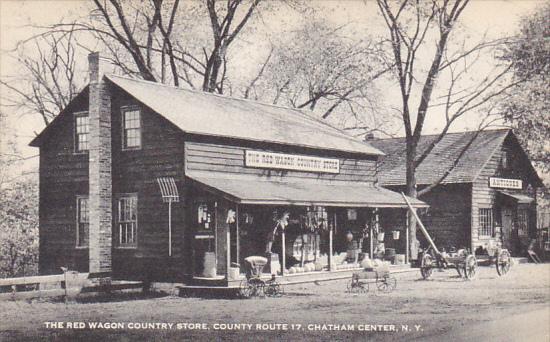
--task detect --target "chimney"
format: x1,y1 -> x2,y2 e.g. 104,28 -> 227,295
88,52 -> 112,276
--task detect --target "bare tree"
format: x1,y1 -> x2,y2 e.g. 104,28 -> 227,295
0,31 -> 80,126
242,20 -> 394,135
376,0 -> 521,259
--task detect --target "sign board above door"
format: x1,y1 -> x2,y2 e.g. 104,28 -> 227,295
245,150 -> 340,174
489,177 -> 522,190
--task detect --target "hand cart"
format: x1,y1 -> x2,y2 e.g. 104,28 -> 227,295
347,266 -> 397,294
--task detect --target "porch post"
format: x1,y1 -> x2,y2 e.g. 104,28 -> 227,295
329,225 -> 333,271
405,210 -> 410,264
235,205 -> 240,265
370,209 -> 374,259
226,212 -> 231,279
281,230 -> 286,276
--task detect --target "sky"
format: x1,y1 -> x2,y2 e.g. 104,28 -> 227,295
0,0 -> 545,177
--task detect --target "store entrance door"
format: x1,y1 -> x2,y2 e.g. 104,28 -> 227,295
501,208 -> 514,251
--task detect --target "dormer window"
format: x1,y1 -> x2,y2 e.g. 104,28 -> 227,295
122,107 -> 141,149
74,112 -> 89,152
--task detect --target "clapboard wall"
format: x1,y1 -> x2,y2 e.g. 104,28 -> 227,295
184,140 -> 378,184
38,92 -> 90,275
38,86 -> 191,281
109,88 -> 188,281
471,135 -> 538,252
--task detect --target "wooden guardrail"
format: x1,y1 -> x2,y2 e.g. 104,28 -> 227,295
0,274 -> 65,287
0,272 -> 143,301
0,273 -> 67,301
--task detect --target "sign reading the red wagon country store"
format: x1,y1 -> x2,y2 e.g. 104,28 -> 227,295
489,177 -> 523,189
245,150 -> 340,174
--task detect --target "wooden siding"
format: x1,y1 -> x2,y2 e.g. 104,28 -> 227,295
38,86 -> 190,281
419,184 -> 471,250
184,141 -> 378,184
384,184 -> 471,251
471,136 -> 538,252
109,89 -> 188,281
39,94 -> 90,275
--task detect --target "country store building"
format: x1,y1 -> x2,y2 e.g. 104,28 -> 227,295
370,130 -> 543,257
30,53 -> 426,284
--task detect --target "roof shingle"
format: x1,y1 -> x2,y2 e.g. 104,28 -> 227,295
369,129 -> 510,186
106,75 -> 383,156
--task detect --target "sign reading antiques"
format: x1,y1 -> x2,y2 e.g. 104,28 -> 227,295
245,150 -> 340,174
489,177 -> 523,190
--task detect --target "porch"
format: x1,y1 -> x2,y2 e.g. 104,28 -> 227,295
185,174 -> 427,288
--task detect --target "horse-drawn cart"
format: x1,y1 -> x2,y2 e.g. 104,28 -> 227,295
401,193 -> 512,280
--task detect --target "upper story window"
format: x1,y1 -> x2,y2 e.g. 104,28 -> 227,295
122,108 -> 141,149
75,112 -> 89,152
76,196 -> 89,248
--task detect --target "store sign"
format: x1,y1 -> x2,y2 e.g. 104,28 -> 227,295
245,150 -> 339,174
489,177 -> 522,189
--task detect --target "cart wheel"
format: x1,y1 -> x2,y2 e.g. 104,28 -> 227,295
420,254 -> 433,279
463,255 -> 477,280
377,276 -> 397,293
265,282 -> 283,297
496,249 -> 511,276
239,279 -> 252,298
347,279 -> 368,294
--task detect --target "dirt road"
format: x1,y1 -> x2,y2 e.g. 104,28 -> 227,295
0,263 -> 548,341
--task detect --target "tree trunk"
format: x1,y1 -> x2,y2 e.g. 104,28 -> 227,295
406,139 -> 419,261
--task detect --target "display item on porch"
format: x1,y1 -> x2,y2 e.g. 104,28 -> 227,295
228,267 -> 240,280
202,252 -> 217,278
226,209 -> 236,224
197,203 -> 212,230
377,232 -> 385,242
347,209 -> 357,221
394,254 -> 405,265
392,230 -> 400,240
374,242 -> 385,259
265,253 -> 281,275
384,248 -> 396,264
361,256 -> 373,269
265,211 -> 290,254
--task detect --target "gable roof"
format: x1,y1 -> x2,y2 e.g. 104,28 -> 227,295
369,129 -> 513,186
104,74 -> 383,156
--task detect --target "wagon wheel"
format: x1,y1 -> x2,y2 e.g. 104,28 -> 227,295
347,278 -> 368,294
265,282 -> 283,297
463,255 -> 477,280
420,254 -> 433,279
239,279 -> 252,298
496,249 -> 512,276
377,275 -> 397,293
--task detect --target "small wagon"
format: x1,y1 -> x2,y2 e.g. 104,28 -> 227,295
347,266 -> 397,294
239,256 -> 284,298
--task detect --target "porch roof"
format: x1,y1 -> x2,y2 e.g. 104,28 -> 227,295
498,191 -> 534,204
188,175 -> 428,208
